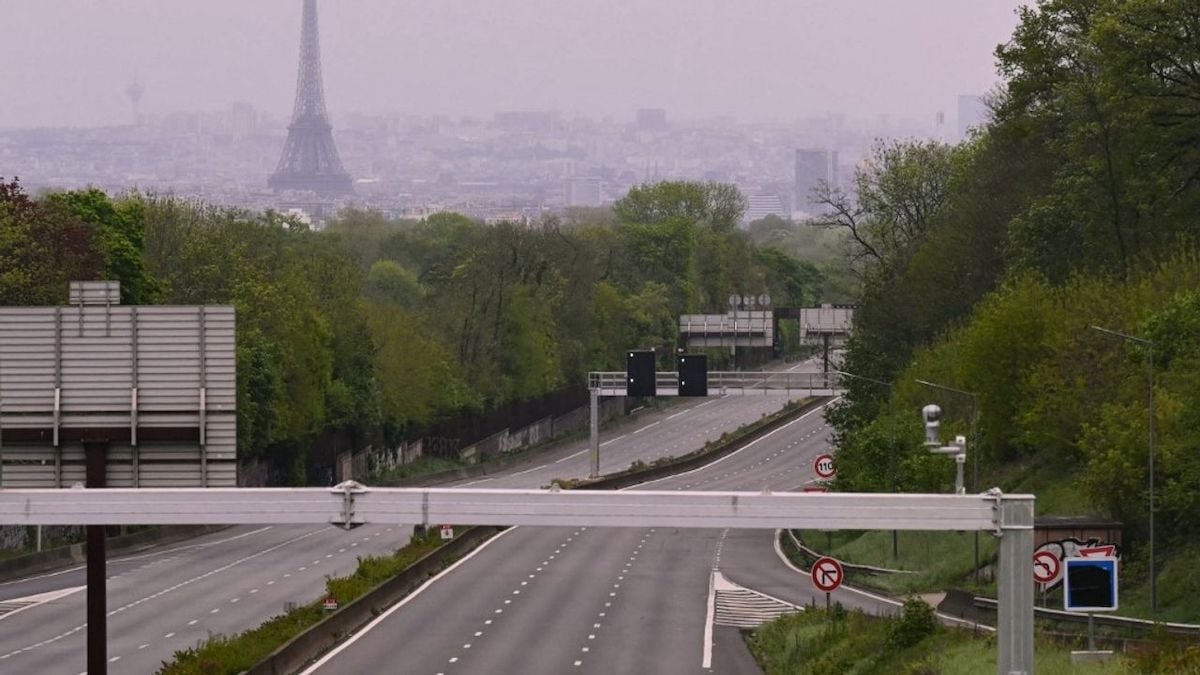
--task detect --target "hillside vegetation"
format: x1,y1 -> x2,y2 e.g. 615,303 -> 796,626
825,0 -> 1200,619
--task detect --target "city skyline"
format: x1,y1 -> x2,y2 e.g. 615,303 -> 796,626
0,0 -> 1022,130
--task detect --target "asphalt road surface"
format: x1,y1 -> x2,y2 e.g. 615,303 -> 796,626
0,361 -> 811,674
304,363 -> 885,675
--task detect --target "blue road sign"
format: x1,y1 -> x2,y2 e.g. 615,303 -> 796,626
1063,556 -> 1118,612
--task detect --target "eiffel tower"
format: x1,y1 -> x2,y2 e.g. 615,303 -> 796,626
269,0 -> 353,195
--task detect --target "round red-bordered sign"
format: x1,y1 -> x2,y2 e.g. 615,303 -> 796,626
1033,550 -> 1060,585
813,454 -> 836,479
811,556 -> 844,592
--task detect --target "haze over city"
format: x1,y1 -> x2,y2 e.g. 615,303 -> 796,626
1,0 -> 1021,129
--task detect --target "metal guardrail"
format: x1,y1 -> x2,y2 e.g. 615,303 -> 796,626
587,371 -> 843,396
973,596 -> 1200,637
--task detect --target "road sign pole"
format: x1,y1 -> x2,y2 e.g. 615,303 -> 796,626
997,497 -> 1034,675
85,440 -> 108,675
825,591 -> 830,612
589,390 -> 600,479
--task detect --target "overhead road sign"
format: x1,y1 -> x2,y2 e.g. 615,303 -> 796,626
625,350 -> 656,397
0,281 -> 236,488
811,556 -> 844,593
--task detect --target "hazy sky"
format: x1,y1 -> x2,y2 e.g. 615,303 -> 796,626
0,0 -> 1024,129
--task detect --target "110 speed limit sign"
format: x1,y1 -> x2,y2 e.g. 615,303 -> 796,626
813,454 -> 836,480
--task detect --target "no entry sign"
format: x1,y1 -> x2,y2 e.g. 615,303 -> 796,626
813,454 -> 836,480
811,556 -> 844,593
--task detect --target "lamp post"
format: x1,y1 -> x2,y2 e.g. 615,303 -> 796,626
834,370 -> 900,560
917,379 -> 980,583
1090,324 -> 1156,614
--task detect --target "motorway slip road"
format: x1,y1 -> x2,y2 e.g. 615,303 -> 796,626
0,371 -> 793,675
304,378 -> 881,674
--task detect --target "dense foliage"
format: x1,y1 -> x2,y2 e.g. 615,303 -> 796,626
827,0 -> 1200,581
0,179 -> 826,483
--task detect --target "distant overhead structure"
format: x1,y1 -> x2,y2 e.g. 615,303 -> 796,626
269,0 -> 353,196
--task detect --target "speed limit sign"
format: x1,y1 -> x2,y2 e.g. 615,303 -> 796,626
813,454 -> 836,479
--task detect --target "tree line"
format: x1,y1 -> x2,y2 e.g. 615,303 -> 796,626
825,0 -> 1200,557
0,178 -> 826,483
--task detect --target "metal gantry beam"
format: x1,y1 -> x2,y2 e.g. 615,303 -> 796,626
587,370 -> 843,397
0,485 -> 1034,675
0,485 -> 1023,531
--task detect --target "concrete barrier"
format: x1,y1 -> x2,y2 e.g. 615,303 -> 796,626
247,526 -> 504,675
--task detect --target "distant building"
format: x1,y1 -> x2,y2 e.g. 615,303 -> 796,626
957,95 -> 988,139
494,111 -> 561,133
636,108 -> 668,132
794,149 -> 837,213
741,194 -> 786,228
563,177 -> 602,208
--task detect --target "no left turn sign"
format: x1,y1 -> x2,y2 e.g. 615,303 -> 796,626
1033,550 -> 1060,585
813,454 -> 836,480
811,556 -> 844,593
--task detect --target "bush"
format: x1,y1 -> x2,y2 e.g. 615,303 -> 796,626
888,597 -> 937,649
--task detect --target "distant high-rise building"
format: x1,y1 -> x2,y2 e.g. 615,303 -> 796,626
957,94 -> 988,140
564,177 -> 602,208
794,149 -> 837,213
636,108 -> 668,132
269,0 -> 353,196
494,111 -> 561,133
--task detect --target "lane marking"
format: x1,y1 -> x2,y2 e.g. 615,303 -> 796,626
599,434 -> 627,447
299,528 -> 516,674
0,526 -> 276,589
555,449 -> 588,464
632,421 -> 660,434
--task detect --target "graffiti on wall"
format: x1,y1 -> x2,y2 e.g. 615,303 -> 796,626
1033,537 -> 1121,589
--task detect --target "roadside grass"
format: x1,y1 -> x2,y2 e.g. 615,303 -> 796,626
792,460 -> 1097,597
157,532 -> 445,675
791,528 -> 998,595
748,605 -> 1135,675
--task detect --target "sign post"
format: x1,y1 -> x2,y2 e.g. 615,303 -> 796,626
811,555 -> 844,612
1064,556 -> 1118,656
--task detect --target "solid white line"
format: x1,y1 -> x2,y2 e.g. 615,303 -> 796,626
702,569 -> 716,669
555,449 -> 588,463
632,421 -> 660,434
298,528 -> 515,674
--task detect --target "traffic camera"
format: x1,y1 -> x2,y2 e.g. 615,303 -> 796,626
922,404 -> 942,446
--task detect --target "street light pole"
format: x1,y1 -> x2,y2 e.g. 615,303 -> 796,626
1090,324 -> 1157,614
834,370 -> 900,559
917,379 -> 980,583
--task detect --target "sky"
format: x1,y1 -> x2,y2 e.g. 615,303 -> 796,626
0,0 -> 1025,129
